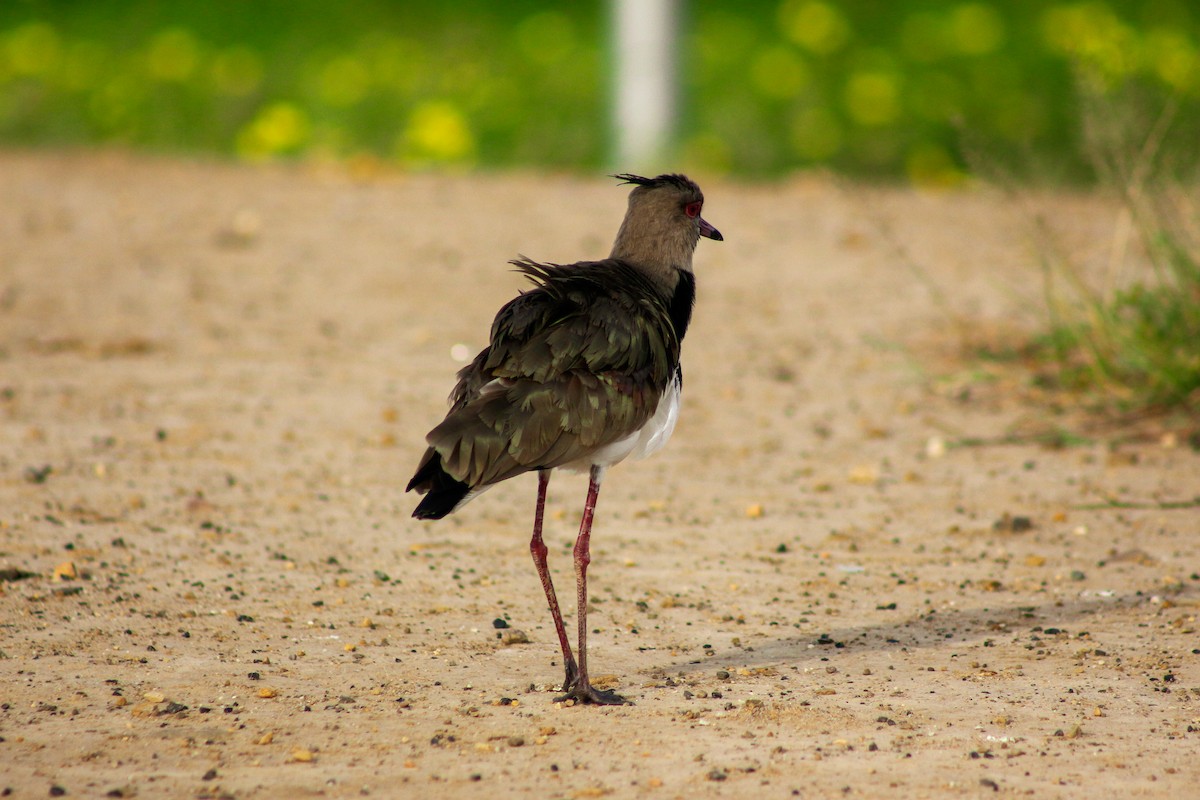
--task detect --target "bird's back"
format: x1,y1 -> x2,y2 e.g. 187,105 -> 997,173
407,257 -> 687,516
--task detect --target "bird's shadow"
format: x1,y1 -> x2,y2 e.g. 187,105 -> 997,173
655,586 -> 1182,678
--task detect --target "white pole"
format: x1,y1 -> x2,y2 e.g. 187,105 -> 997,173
612,0 -> 679,171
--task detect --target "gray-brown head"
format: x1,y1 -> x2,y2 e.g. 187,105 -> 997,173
609,174 -> 722,279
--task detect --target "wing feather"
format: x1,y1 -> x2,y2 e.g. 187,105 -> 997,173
423,258 -> 681,488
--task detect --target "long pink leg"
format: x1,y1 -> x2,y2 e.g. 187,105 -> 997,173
529,469 -> 578,689
557,465 -> 630,705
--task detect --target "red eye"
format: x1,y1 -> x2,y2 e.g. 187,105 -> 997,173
684,201 -> 701,218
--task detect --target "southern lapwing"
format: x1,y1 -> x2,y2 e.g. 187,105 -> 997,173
407,173 -> 721,705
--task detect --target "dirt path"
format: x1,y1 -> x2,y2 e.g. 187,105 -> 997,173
1,152 -> 1196,798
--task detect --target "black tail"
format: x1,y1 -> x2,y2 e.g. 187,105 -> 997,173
407,451 -> 471,520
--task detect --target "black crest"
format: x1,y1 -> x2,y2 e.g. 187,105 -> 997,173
612,173 -> 700,194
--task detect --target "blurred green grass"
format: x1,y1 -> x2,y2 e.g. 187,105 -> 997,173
1,1 -> 1197,181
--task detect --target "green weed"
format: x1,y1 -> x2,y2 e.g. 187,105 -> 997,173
1035,78 -> 1200,413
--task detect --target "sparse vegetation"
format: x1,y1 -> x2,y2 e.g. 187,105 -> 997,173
1030,78 -> 1200,416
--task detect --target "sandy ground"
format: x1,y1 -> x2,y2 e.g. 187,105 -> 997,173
1,152 -> 1197,799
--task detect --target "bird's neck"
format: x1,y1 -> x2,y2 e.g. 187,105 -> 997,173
609,218 -> 696,288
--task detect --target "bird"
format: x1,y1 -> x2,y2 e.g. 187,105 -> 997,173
407,173 -> 721,705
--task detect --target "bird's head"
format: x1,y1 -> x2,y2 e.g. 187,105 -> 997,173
609,173 -> 722,274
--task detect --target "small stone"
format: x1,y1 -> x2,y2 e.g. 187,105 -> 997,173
258,687 -> 278,698
492,618 -> 509,629
715,670 -> 730,680
291,748 -> 315,763
501,629 -> 530,645
217,208 -> 262,247
507,736 -> 525,747
993,513 -> 1033,533
847,465 -> 878,484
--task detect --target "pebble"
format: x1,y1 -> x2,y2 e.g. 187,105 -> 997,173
993,513 -> 1033,533
501,629 -> 530,645
848,465 -> 878,484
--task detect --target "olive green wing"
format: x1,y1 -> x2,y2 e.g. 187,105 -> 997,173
426,259 -> 679,488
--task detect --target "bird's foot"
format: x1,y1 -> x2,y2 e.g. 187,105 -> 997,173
561,660 -> 579,693
555,680 -> 632,706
